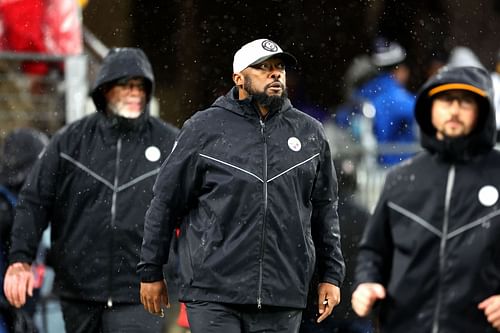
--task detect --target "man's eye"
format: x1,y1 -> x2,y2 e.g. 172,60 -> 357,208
252,63 -> 285,71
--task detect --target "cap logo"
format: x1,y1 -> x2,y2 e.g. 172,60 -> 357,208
262,40 -> 278,52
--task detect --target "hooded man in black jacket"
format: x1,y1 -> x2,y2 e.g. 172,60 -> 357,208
352,66 -> 500,333
138,39 -> 345,333
3,48 -> 178,333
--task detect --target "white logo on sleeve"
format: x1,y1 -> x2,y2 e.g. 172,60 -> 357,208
478,185 -> 499,207
145,146 -> 161,162
288,137 -> 302,152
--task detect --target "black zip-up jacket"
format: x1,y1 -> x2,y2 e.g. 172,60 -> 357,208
9,48 -> 178,303
138,87 -> 345,309
355,66 -> 500,333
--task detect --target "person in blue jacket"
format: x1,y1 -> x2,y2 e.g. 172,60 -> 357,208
355,38 -> 417,165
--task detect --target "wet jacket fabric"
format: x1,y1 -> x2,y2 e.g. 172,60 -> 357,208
355,66 -> 500,333
9,48 -> 178,303
138,87 -> 345,309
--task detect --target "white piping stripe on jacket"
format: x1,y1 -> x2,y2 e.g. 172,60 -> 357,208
117,168 -> 161,192
388,200 -> 500,239
388,201 -> 442,237
267,153 -> 320,182
60,152 -> 160,192
199,153 -> 263,182
446,208 -> 500,239
199,153 -> 320,183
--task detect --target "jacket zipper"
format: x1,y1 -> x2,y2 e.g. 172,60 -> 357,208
108,137 -> 122,307
257,118 -> 268,309
111,138 -> 121,227
432,165 -> 455,333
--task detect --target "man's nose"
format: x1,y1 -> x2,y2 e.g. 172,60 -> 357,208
270,70 -> 282,79
449,100 -> 461,114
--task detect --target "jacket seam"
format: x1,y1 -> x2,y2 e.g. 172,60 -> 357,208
267,153 -> 320,182
199,153 -> 263,182
199,153 -> 321,184
60,152 -> 160,192
446,208 -> 500,239
117,168 -> 160,192
388,200 -> 500,240
60,152 -> 114,190
388,201 -> 442,237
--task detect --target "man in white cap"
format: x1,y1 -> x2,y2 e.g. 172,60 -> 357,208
138,38 -> 345,333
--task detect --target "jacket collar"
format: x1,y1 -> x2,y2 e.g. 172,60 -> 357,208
213,86 -> 292,119
97,111 -> 148,144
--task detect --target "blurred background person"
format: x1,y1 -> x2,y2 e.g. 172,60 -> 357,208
3,48 -> 178,333
353,66 -> 500,333
354,37 -> 417,166
489,48 -> 500,141
0,128 -> 49,333
300,158 -> 373,333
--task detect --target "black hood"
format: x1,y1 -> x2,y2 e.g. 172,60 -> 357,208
415,66 -> 496,161
91,48 -> 154,113
0,128 -> 49,189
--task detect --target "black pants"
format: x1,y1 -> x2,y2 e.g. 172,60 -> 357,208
60,298 -> 163,333
185,301 -> 302,333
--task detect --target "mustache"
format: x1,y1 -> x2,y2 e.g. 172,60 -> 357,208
445,117 -> 464,125
264,80 -> 285,90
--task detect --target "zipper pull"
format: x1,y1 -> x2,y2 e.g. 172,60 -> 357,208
257,297 -> 262,309
107,297 -> 113,308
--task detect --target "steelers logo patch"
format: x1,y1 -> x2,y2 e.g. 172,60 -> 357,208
145,146 -> 161,162
288,137 -> 302,152
478,185 -> 499,207
262,40 -> 278,52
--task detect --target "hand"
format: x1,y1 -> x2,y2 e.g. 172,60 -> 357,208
316,282 -> 340,323
140,280 -> 170,317
3,262 -> 34,308
351,282 -> 386,317
478,295 -> 500,331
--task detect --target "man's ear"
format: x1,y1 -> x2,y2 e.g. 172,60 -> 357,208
233,73 -> 243,86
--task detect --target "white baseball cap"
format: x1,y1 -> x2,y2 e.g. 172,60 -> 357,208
371,38 -> 406,67
232,39 -> 297,73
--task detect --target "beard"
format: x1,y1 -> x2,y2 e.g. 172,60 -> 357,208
108,100 -> 143,119
243,76 -> 288,111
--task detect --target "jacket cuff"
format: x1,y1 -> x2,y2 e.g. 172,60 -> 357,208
8,253 -> 33,266
320,276 -> 343,288
139,265 -> 164,282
